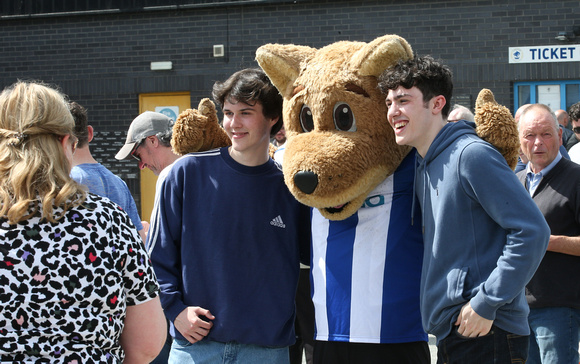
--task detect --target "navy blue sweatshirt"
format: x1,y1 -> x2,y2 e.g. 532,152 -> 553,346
149,147 -> 311,346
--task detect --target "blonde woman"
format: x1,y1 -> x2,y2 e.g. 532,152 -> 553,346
0,81 -> 166,363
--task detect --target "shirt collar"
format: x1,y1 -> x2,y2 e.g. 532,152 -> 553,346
526,151 -> 562,176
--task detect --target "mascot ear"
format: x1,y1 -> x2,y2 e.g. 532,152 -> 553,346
256,44 -> 316,97
352,34 -> 414,77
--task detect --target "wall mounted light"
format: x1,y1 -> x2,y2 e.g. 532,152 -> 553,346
555,25 -> 579,42
555,31 -> 570,41
150,61 -> 173,71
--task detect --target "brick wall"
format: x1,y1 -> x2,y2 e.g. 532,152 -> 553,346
1,0 -> 578,212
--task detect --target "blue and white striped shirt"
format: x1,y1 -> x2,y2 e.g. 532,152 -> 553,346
310,152 -> 427,343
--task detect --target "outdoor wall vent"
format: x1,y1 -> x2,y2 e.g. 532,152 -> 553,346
213,44 -> 225,57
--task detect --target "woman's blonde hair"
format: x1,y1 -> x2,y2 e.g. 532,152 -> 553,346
0,81 -> 85,224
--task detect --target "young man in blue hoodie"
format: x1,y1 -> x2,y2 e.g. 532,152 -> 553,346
378,56 -> 550,363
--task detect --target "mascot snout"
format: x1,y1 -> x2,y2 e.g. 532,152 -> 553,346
294,170 -> 318,195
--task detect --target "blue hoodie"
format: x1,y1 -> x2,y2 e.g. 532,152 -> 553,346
415,121 -> 550,342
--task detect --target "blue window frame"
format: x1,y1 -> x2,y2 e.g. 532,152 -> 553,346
514,81 -> 580,112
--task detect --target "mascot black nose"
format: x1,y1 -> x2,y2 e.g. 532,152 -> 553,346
294,171 -> 318,195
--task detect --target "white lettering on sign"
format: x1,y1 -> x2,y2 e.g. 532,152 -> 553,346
509,45 -> 580,63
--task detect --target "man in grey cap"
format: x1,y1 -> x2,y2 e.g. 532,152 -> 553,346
116,111 -> 180,176
116,111 -> 179,364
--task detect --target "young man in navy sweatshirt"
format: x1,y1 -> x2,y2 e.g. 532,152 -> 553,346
149,68 -> 311,363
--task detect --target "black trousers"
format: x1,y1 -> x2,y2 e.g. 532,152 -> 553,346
313,340 -> 430,364
289,268 -> 315,364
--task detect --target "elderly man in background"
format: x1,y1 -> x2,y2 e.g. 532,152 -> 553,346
517,103 -> 580,364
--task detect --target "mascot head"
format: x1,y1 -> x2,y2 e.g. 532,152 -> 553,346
256,35 -> 413,220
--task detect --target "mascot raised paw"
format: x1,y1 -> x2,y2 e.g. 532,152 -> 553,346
474,88 -> 519,170
170,98 -> 231,155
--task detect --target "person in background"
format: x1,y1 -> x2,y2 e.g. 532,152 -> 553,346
517,103 -> 580,364
272,124 -> 286,148
555,109 -> 574,146
69,101 -> 147,241
565,102 -> 580,151
272,125 -> 287,163
514,104 -> 570,173
380,55 -> 550,363
447,104 -> 474,122
555,109 -> 570,128
564,103 -> 580,162
115,111 -> 180,177
0,80 -> 166,363
149,68 -> 311,364
115,111 -> 181,363
272,126 -> 314,364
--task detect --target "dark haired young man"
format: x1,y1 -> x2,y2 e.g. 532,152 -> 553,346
69,101 -> 147,241
149,68 -> 310,363
379,56 -> 550,363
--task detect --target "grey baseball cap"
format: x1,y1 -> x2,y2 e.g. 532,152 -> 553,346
115,111 -> 174,160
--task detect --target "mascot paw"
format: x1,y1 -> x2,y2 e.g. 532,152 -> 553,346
171,98 -> 231,155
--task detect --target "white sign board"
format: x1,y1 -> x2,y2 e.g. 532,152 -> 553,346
509,45 -> 580,64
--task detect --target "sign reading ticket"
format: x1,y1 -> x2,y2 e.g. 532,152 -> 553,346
509,45 -> 580,64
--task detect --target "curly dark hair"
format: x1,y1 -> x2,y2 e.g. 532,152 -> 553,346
69,101 -> 90,148
378,55 -> 454,117
569,101 -> 580,122
212,68 -> 283,136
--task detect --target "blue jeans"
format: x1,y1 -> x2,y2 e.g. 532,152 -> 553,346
527,307 -> 580,364
168,338 -> 290,364
436,326 -> 528,364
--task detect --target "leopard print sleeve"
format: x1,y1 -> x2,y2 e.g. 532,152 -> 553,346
0,193 -> 161,362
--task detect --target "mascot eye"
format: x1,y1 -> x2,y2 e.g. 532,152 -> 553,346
300,105 -> 314,132
333,103 -> 356,132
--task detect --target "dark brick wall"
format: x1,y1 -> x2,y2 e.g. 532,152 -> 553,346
1,0 -> 578,212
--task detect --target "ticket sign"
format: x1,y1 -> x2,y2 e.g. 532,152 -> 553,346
509,45 -> 580,63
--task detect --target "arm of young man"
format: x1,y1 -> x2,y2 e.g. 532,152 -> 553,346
149,163 -> 215,343
455,142 -> 550,337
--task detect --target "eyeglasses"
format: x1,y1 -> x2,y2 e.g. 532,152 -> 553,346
573,127 -> 580,134
131,138 -> 146,161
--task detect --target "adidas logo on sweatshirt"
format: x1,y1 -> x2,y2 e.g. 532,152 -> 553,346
270,215 -> 286,228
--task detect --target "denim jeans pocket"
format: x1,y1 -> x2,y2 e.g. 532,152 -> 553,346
173,338 -> 194,348
439,326 -> 528,363
505,332 -> 528,364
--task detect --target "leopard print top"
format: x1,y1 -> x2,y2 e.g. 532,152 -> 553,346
0,193 -> 159,363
